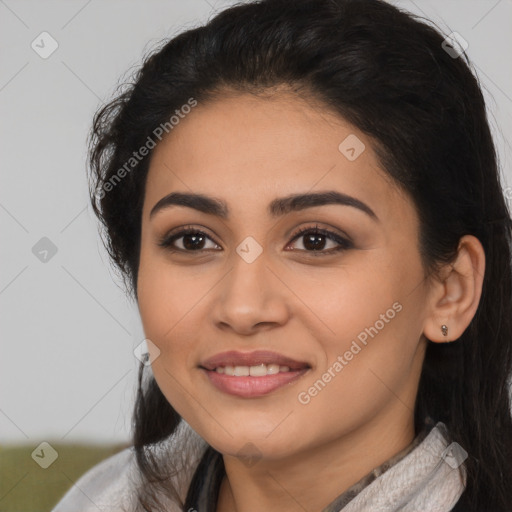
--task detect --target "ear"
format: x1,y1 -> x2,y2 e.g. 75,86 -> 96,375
423,235 -> 486,343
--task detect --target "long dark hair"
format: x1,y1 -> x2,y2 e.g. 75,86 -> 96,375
88,0 -> 512,510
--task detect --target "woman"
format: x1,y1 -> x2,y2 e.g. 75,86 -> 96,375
52,0 -> 512,510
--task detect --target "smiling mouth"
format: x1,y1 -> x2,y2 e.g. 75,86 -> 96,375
199,350 -> 311,397
199,363 -> 310,398
213,363 -> 297,376
200,350 -> 310,372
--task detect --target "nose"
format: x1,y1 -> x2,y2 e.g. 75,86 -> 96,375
211,251 -> 290,336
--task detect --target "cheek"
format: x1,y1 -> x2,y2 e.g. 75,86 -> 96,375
295,308 -> 421,445
136,260 -> 203,419
294,253 -> 425,400
286,256 -> 400,342
137,247 -> 206,340
136,258 -> 195,378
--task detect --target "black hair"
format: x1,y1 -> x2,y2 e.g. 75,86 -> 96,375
88,0 -> 512,510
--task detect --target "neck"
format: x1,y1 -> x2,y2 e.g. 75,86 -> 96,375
216,407 -> 416,512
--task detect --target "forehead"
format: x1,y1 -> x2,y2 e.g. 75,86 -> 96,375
143,92 -> 410,221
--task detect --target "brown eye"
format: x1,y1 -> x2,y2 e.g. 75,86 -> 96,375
287,226 -> 352,255
158,228 -> 221,252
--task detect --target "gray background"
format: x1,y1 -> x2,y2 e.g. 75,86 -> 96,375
1,0 -> 511,445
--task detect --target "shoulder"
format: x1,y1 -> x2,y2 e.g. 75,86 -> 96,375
51,421 -> 209,512
51,447 -> 137,512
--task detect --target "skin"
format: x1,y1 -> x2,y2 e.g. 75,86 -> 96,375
136,89 -> 485,512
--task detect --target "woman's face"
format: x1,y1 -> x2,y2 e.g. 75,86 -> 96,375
137,91 -> 432,462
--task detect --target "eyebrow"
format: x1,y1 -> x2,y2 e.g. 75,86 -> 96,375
149,190 -> 378,221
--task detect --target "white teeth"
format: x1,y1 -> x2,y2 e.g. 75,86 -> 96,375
234,365 -> 250,376
214,364 -> 293,376
249,364 -> 268,377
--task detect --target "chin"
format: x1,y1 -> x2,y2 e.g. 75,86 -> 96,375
203,426 -> 302,462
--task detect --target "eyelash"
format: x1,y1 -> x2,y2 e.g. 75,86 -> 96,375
158,224 -> 353,256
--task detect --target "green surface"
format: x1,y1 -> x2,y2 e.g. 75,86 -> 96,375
0,442 -> 129,512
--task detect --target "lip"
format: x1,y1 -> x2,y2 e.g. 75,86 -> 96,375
201,367 -> 310,398
200,350 -> 310,371
199,350 -> 311,398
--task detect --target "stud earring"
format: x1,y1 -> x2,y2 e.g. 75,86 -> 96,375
441,324 -> 449,341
